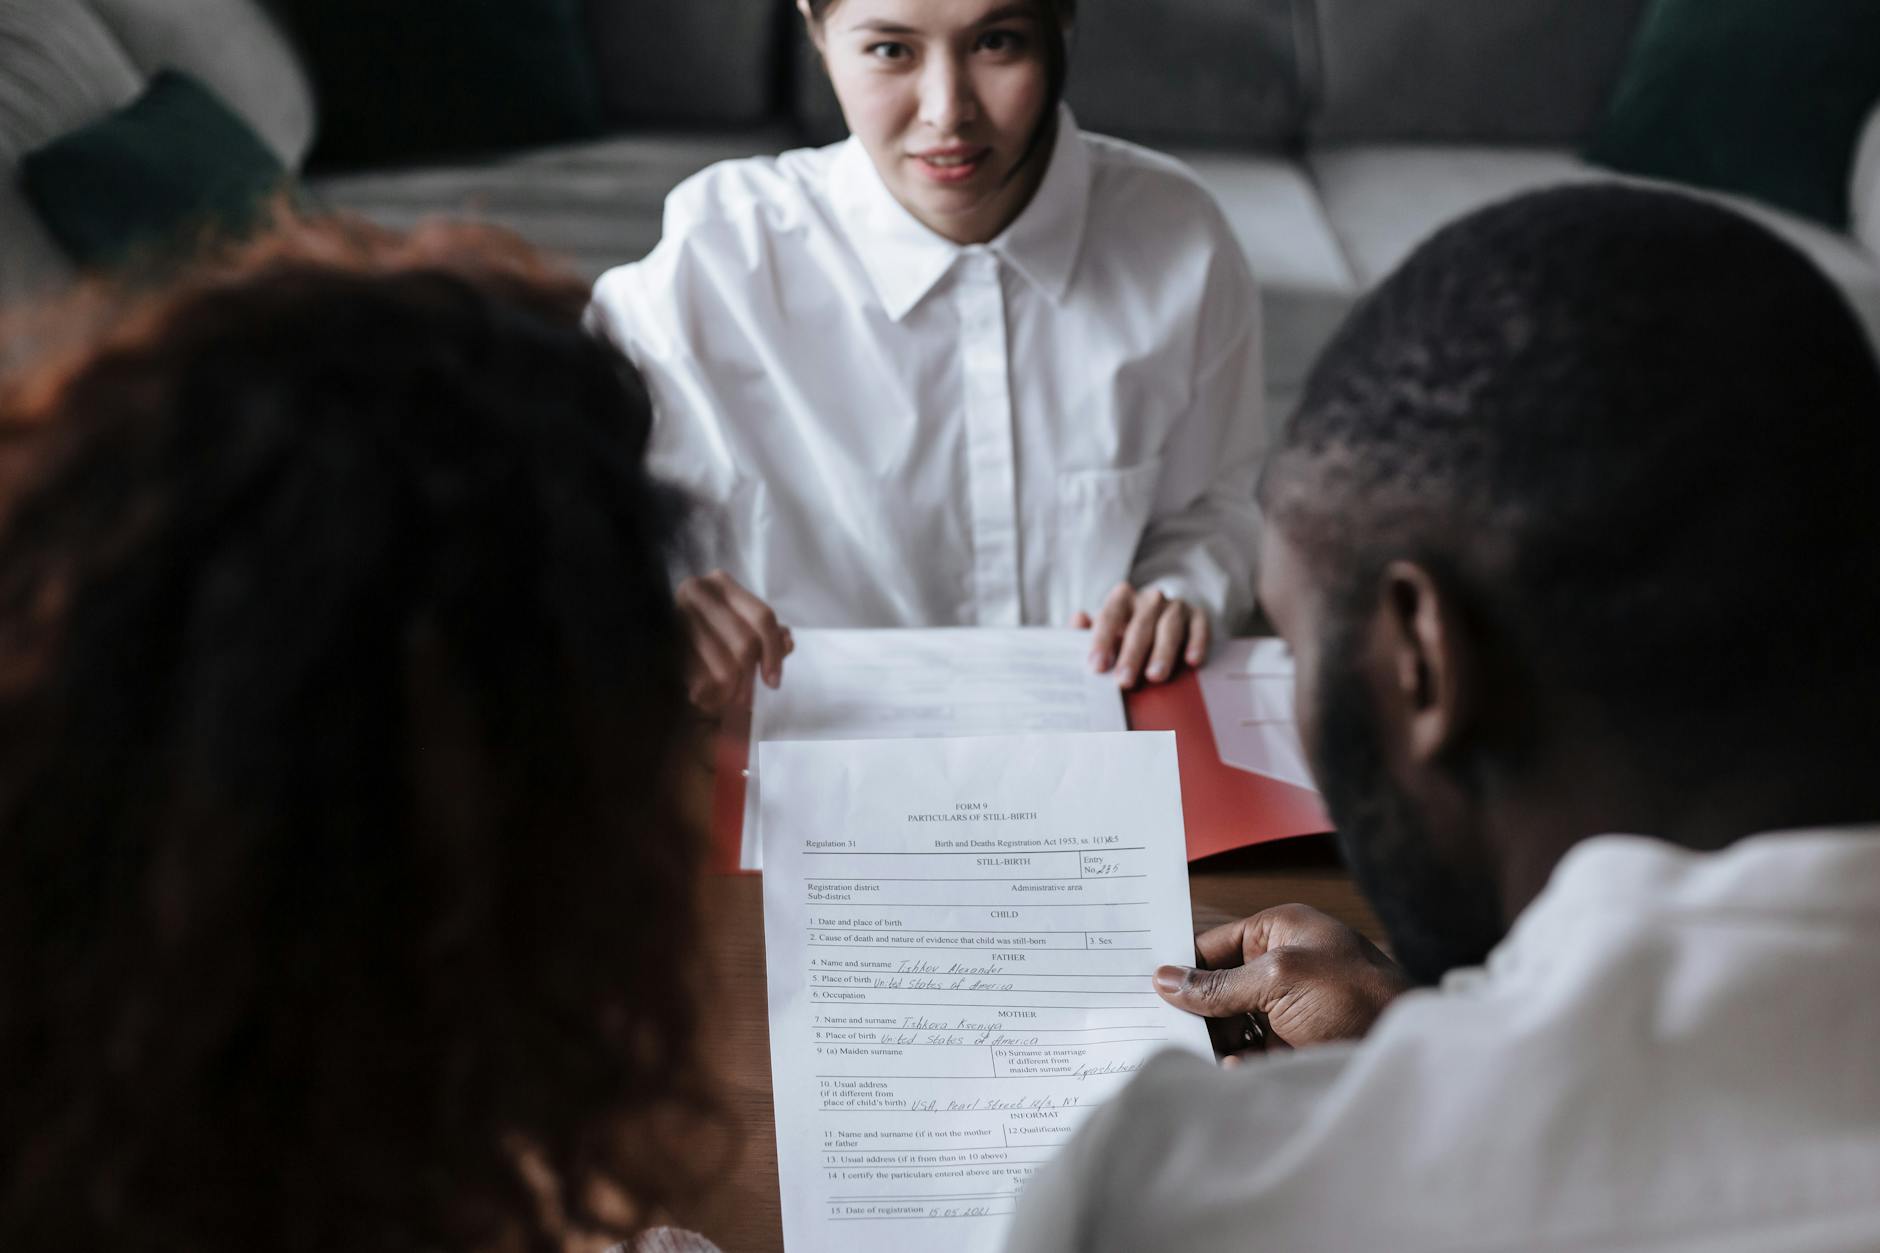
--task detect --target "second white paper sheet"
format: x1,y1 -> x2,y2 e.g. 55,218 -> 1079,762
741,629 -> 1127,869
1197,637 -> 1316,792
761,731 -> 1211,1253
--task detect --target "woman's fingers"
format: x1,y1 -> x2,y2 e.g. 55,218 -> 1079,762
718,575 -> 790,687
692,583 -> 764,678
1070,610 -> 1093,630
1087,583 -> 1136,672
676,571 -> 791,710
1185,603 -> 1212,668
678,597 -> 740,710
1113,588 -> 1167,687
1144,598 -> 1187,683
1095,587 -> 1208,687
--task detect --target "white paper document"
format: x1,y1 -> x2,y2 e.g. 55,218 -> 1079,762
1197,637 -> 1317,792
760,731 -> 1211,1253
741,629 -> 1126,868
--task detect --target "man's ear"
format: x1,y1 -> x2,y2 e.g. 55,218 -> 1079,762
798,0 -> 826,53
1378,560 -> 1478,765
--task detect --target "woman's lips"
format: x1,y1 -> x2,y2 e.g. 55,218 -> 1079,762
911,147 -> 990,184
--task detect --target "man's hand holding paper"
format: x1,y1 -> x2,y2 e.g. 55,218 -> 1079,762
1154,904 -> 1411,1055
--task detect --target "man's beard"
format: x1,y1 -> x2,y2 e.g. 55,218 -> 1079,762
1308,642 -> 1509,986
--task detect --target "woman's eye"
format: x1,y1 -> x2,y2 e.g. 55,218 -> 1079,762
866,41 -> 911,61
976,29 -> 1027,54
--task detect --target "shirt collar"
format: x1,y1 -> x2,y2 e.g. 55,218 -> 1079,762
828,105 -> 1092,322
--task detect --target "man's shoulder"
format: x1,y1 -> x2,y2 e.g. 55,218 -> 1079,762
1015,838 -> 1880,1253
1005,1047 -> 1356,1253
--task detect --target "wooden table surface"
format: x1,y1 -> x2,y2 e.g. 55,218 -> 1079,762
668,838 -> 1381,1252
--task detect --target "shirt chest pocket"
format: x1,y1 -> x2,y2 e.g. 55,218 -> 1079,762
1053,458 -> 1163,621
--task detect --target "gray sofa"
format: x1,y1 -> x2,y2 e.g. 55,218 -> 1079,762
6,0 -> 1880,422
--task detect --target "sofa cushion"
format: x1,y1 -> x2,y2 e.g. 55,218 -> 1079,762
1309,0 -> 1649,145
1176,151 -> 1356,403
272,0 -> 602,170
588,0 -> 781,129
791,0 -> 1306,149
1309,145 -> 1880,352
84,0 -> 313,166
1584,0 -> 1880,230
307,127 -> 797,281
20,69 -> 286,268
1310,146 -> 1601,283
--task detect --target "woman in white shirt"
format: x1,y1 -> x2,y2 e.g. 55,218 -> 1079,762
590,0 -> 1263,709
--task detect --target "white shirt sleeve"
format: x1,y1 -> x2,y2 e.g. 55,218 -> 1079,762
590,237 -> 746,581
1127,238 -> 1265,632
997,1093 -> 1120,1253
1000,1050 -> 1212,1253
1002,1048 -> 1350,1253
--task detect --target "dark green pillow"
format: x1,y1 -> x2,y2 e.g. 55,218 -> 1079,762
20,70 -> 287,269
1585,0 -> 1880,229
269,0 -> 603,170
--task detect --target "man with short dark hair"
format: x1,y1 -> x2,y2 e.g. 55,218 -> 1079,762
1004,184 -> 1880,1251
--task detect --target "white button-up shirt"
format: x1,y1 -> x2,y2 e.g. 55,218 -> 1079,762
1004,827 -> 1880,1252
589,109 -> 1263,629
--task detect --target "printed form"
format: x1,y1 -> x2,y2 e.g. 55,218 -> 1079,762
760,731 -> 1211,1253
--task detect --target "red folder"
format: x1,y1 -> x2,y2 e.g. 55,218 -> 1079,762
707,703 -> 755,876
707,667 -> 1330,875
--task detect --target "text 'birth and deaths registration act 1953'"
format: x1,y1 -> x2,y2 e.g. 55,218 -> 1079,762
760,731 -> 1210,1253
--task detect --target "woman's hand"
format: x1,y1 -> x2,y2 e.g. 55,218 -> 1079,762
1152,904 -> 1412,1060
674,570 -> 793,713
1071,583 -> 1210,688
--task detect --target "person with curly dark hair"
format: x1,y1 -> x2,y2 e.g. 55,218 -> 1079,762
0,217 -> 729,1253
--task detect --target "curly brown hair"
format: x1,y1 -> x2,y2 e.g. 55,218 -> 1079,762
0,215 -> 725,1252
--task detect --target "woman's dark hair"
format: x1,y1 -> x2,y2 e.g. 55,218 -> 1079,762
0,216 -> 723,1252
805,0 -> 1078,173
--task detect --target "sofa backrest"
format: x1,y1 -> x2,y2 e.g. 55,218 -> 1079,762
1070,0 -> 1305,149
783,0 -> 1648,151
588,0 -> 783,128
1305,0 -> 1650,145
791,0 -> 1309,151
